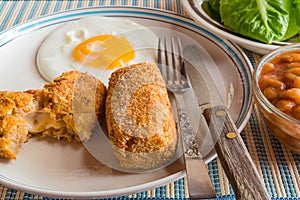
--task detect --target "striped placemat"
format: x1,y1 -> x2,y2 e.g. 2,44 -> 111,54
1,1 -> 300,200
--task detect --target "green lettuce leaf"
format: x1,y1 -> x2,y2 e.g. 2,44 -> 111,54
202,0 -> 221,22
294,0 -> 300,26
282,0 -> 300,40
219,0 -> 290,43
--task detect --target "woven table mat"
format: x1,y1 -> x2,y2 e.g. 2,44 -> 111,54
0,0 -> 300,199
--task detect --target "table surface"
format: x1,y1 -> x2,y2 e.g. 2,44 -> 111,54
0,0 -> 300,200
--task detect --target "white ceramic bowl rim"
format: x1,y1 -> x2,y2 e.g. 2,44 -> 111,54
182,0 -> 289,54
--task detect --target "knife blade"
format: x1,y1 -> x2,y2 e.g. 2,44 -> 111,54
183,45 -> 271,200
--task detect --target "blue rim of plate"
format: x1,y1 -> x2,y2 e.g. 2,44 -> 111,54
0,6 -> 253,198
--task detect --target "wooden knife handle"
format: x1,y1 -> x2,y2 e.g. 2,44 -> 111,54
203,105 -> 270,200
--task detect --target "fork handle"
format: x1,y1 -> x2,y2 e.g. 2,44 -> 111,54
203,105 -> 270,200
185,158 -> 216,199
178,109 -> 216,199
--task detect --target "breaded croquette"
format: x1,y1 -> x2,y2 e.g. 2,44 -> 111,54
106,62 -> 177,170
27,70 -> 107,142
0,92 -> 36,159
0,71 -> 107,159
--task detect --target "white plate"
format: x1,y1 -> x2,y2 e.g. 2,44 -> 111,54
0,6 -> 253,198
182,0 -> 285,54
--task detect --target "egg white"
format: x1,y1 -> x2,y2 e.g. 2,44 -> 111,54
36,16 -> 158,85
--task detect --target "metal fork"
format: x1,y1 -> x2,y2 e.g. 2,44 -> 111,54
157,37 -> 216,199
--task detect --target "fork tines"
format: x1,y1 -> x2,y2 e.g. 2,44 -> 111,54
157,37 -> 186,90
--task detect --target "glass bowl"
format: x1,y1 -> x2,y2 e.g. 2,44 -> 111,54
253,43 -> 300,154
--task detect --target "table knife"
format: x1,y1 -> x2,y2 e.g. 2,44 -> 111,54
183,45 -> 271,200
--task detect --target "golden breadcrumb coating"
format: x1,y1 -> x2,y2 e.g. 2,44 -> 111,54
0,91 -> 36,116
106,62 -> 177,170
29,71 -> 107,142
0,92 -> 36,159
0,71 -> 107,159
0,116 -> 28,160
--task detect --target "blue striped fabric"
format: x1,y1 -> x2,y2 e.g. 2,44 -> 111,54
0,1 -> 300,200
0,0 -> 185,32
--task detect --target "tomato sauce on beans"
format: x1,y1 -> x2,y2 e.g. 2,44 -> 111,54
259,49 -> 300,120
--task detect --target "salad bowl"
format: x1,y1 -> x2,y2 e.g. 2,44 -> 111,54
183,0 -> 300,54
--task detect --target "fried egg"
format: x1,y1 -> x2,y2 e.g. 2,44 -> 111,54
36,16 -> 158,84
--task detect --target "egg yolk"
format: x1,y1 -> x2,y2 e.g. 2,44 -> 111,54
72,34 -> 135,69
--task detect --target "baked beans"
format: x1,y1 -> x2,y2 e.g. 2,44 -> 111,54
259,49 -> 300,120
